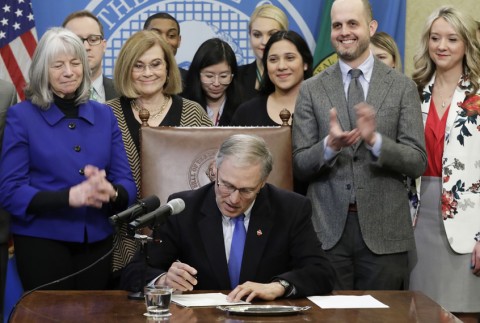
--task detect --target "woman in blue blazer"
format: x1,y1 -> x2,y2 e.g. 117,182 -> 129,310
0,28 -> 136,291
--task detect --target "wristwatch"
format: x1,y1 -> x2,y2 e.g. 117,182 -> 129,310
274,279 -> 293,297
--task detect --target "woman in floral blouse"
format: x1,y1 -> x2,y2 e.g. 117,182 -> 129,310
409,6 -> 480,321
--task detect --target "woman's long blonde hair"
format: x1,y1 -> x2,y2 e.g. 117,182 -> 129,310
412,6 -> 480,99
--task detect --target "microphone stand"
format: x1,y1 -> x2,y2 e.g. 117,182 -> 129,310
123,215 -> 167,300
127,233 -> 152,300
110,222 -> 156,301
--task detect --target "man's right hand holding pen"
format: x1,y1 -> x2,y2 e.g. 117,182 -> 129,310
155,261 -> 198,291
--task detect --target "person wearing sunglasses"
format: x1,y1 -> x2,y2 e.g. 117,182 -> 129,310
183,38 -> 243,126
63,10 -> 118,102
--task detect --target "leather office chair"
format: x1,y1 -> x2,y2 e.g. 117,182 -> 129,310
140,126 -> 293,204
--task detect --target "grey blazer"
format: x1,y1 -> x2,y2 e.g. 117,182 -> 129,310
0,79 -> 17,154
103,76 -> 118,101
292,59 -> 427,255
0,79 -> 16,245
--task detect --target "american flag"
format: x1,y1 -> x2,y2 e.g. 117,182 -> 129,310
0,0 -> 37,101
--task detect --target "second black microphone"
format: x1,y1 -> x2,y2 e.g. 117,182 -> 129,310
127,198 -> 185,235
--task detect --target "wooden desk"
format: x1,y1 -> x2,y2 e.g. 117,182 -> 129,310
10,290 -> 460,322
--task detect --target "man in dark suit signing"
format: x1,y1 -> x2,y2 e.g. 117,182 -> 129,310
292,0 -> 427,290
122,134 -> 334,302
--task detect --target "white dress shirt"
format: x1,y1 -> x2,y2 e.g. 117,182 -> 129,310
91,74 -> 106,103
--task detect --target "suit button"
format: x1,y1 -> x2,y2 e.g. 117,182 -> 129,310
346,184 -> 351,190
353,156 -> 358,162
68,123 -> 76,129
74,145 -> 81,152
79,168 -> 85,175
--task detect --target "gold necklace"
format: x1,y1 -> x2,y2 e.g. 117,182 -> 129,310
440,93 -> 453,109
132,95 -> 170,119
434,85 -> 454,109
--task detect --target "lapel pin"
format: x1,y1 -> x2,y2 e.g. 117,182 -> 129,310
256,229 -> 263,236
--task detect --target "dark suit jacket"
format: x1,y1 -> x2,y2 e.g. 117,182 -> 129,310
121,182 -> 334,297
237,61 -> 260,101
103,76 -> 118,101
292,58 -> 427,255
179,67 -> 187,88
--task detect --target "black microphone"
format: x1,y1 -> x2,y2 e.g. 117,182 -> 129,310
127,198 -> 185,233
109,195 -> 160,226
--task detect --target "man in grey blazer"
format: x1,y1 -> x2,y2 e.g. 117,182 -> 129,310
63,10 -> 118,102
292,0 -> 427,290
0,78 -> 17,323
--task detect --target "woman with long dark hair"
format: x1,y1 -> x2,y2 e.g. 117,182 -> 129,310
183,38 -> 243,126
231,30 -> 313,126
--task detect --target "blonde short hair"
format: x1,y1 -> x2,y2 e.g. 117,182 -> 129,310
371,31 -> 402,71
249,4 -> 289,32
114,30 -> 182,98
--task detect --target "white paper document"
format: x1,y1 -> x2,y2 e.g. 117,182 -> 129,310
171,293 -> 249,307
308,295 -> 389,309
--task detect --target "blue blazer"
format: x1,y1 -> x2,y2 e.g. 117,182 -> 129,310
0,99 -> 137,242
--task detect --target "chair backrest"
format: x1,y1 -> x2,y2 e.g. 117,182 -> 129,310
140,126 -> 293,204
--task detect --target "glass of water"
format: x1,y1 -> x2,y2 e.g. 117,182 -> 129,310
144,285 -> 174,317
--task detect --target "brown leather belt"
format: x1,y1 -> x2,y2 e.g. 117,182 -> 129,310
348,203 -> 357,213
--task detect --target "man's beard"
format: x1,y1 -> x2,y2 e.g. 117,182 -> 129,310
334,38 -> 370,62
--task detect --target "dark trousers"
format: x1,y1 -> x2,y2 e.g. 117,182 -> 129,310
0,242 -> 7,323
326,212 -> 408,290
13,234 -> 112,291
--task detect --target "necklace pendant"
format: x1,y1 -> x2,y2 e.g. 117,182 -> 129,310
442,101 -> 445,109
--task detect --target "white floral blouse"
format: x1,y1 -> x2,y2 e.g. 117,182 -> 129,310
420,74 -> 480,254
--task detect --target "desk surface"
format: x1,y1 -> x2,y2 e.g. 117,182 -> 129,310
10,290 -> 460,323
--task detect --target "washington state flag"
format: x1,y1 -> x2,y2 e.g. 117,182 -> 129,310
313,0 -> 336,75
312,0 -> 406,75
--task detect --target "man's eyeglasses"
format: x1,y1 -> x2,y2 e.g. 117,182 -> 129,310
132,59 -> 166,73
216,172 -> 259,199
78,34 -> 103,46
200,72 -> 233,85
